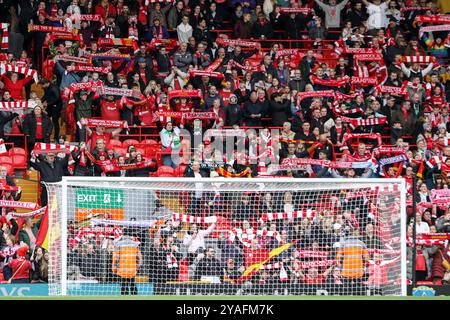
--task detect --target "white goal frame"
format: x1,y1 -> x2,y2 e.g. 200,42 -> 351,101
55,177 -> 407,296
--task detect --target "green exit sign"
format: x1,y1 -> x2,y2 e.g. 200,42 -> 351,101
75,188 -> 124,209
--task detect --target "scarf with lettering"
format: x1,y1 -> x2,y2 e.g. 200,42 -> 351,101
98,86 -> 145,100
0,200 -> 39,210
351,77 -> 378,86
28,24 -> 73,33
419,24 -> 450,38
54,55 -> 89,64
78,118 -> 128,129
167,89 -> 203,101
216,37 -> 261,50
296,90 -> 335,102
204,58 -> 223,72
87,53 -> 132,64
47,33 -> 83,45
189,70 -> 225,79
66,65 -> 111,74
310,75 -> 350,87
10,206 -> 47,219
97,37 -> 139,53
70,14 -> 103,22
279,8 -> 312,14
414,15 -> 450,24
101,159 -> 157,172
229,60 -> 263,73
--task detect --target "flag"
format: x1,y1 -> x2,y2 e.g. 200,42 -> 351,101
36,207 -> 48,250
237,241 -> 296,283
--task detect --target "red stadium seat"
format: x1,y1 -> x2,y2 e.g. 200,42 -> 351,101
156,166 -> 174,177
0,156 -> 12,166
174,164 -> 187,177
113,147 -> 128,156
108,139 -> 122,148
122,139 -> 140,148
11,155 -> 27,169
8,147 -> 26,156
141,139 -> 159,145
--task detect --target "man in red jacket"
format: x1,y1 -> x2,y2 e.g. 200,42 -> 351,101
7,246 -> 32,283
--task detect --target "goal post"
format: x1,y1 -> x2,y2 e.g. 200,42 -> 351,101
45,177 -> 407,297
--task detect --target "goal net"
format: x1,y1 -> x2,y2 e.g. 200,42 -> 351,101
45,177 -> 407,296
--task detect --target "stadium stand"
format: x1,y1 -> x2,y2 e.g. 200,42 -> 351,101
0,0 -> 448,292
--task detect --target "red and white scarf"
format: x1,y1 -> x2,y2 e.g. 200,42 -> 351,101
0,101 -> 37,110
98,86 -> 145,100
33,142 -> 77,154
293,250 -> 328,259
10,206 -> 47,219
228,228 -> 281,247
296,259 -> 337,269
171,213 -> 217,224
419,24 -> 450,38
342,116 -> 387,128
332,106 -> 364,116
0,23 -> 8,50
0,200 -> 39,210
0,64 -> 38,83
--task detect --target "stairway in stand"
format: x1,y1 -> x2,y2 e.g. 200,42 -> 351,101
14,169 -> 39,211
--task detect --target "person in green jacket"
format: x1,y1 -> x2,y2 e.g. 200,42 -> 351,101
18,217 -> 42,251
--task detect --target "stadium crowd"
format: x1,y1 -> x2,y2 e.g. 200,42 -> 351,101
0,0 -> 448,292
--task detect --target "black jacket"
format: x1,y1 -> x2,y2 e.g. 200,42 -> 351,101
269,99 -> 290,126
243,100 -> 264,127
22,113 -> 53,144
225,103 -> 243,126
0,112 -> 18,140
30,154 -> 69,183
42,84 -> 62,115
194,257 -> 223,280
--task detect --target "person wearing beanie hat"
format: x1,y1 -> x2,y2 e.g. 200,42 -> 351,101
7,246 -> 32,283
225,94 -> 243,126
